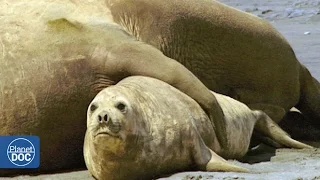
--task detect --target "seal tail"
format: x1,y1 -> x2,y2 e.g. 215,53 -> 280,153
206,150 -> 249,173
253,111 -> 313,149
295,64 -> 320,127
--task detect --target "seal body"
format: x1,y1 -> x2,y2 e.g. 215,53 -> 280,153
85,76 -> 312,180
83,76 -> 262,179
84,76 -> 254,179
106,0 -> 320,127
2,0 -> 318,175
0,0 -> 115,173
1,0 -> 226,174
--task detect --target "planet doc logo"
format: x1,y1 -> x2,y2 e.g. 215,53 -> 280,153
0,136 -> 39,168
7,138 -> 36,167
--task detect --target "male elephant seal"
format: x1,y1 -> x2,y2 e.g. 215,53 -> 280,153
84,76 -> 311,180
0,0 -> 226,174
105,0 -> 320,132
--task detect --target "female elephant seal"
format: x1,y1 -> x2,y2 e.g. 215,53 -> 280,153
84,76 -> 311,180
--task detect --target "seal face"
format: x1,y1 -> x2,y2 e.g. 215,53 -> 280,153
84,85 -> 154,180
89,94 -> 129,139
86,88 -> 139,154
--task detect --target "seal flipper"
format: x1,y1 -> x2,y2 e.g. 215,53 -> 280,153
190,124 -> 248,173
206,149 -> 249,173
253,110 -> 313,149
103,41 -> 228,150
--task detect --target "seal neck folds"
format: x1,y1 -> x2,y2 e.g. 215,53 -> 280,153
91,73 -> 115,93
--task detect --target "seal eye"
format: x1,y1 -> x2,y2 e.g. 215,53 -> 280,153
116,102 -> 127,113
90,103 -> 98,112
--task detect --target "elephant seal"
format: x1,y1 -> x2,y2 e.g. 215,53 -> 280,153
105,0 -> 320,131
1,0 -> 318,175
84,76 -> 312,180
0,0 -> 226,174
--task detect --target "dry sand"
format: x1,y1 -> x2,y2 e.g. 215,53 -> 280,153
1,0 -> 320,179
4,148 -> 320,180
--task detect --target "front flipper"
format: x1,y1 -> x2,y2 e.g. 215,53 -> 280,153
190,122 -> 248,173
206,149 -> 249,173
103,41 -> 228,149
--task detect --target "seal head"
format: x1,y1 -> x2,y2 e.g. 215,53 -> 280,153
84,85 -> 151,180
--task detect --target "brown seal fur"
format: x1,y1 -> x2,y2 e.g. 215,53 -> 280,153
105,0 -> 320,130
84,76 -> 311,180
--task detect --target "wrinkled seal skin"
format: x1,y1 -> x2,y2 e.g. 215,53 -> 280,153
105,0 -> 320,130
0,1 -> 113,174
84,76 -> 312,180
0,0 -> 225,174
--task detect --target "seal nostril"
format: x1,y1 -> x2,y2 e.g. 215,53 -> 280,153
104,114 -> 108,122
98,115 -> 102,122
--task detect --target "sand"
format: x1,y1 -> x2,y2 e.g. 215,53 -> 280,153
4,148 -> 320,180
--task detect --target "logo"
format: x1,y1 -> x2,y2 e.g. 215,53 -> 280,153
7,138 -> 36,167
0,136 -> 40,168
